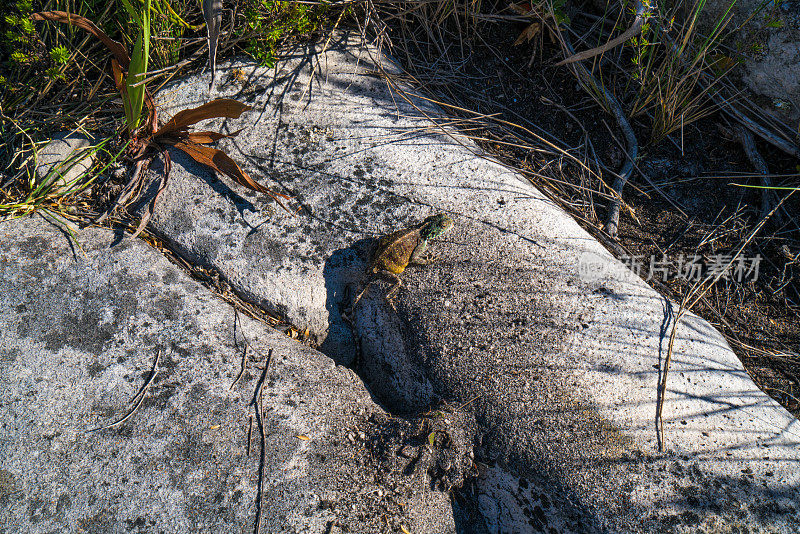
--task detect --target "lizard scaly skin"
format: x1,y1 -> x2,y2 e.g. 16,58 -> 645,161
351,214 -> 453,309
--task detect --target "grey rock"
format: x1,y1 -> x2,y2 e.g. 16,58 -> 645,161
146,38 -> 800,532
375,217 -> 800,531
34,132 -> 98,192
0,216 -> 456,534
700,0 -> 800,126
145,44 -> 443,365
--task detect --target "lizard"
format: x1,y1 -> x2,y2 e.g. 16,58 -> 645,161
350,213 -> 454,311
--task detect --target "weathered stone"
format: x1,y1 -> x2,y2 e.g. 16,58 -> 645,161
699,0 -> 800,127
371,220 -> 800,531
34,132 -> 98,192
0,216 -> 456,533
144,39 -> 800,532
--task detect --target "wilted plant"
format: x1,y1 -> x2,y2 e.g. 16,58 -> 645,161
31,9 -> 290,235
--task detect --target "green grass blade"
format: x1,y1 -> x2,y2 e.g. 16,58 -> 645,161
122,0 -> 150,133
120,0 -> 143,28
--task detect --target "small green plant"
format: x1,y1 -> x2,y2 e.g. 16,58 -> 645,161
629,0 -> 655,81
44,45 -> 70,80
49,45 -> 69,64
0,137 -> 119,221
550,0 -> 570,25
749,41 -> 765,54
10,50 -> 30,64
764,17 -> 784,29
239,0 -> 326,67
2,1 -> 37,68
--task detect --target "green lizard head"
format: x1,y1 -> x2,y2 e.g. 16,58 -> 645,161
420,213 -> 454,241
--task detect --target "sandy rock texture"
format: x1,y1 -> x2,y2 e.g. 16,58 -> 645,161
701,0 -> 800,126
0,216 -> 458,534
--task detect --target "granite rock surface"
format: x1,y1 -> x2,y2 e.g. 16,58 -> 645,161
0,216 -> 458,534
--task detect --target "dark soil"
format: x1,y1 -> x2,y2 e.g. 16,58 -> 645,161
386,18 -> 800,415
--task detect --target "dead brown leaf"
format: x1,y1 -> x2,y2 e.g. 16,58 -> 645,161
184,131 -> 229,144
514,22 -> 541,45
169,140 -> 290,204
111,59 -> 125,93
156,99 -> 253,137
509,2 -> 534,15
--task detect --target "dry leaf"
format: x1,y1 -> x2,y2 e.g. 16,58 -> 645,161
168,140 -> 286,199
156,99 -> 253,137
514,22 -> 541,46
111,59 -> 125,93
143,91 -> 158,135
185,131 -> 229,144
509,2 -> 533,15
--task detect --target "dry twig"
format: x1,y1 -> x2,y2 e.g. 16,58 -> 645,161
555,0 -> 650,66
734,125 -> 784,224
557,30 -> 638,237
230,308 -> 250,389
87,348 -> 161,433
251,348 -> 273,534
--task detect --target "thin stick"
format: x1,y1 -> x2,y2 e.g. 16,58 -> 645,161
231,345 -> 248,390
251,348 -> 273,534
230,309 -> 249,390
655,192 -> 794,450
246,414 -> 253,457
558,30 -> 638,237
87,348 -> 161,433
734,125 -> 784,224
555,0 -> 649,66
457,394 -> 483,411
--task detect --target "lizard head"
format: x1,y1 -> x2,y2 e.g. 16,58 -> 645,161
420,213 -> 454,240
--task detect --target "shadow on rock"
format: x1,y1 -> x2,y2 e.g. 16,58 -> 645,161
320,238 -> 372,367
